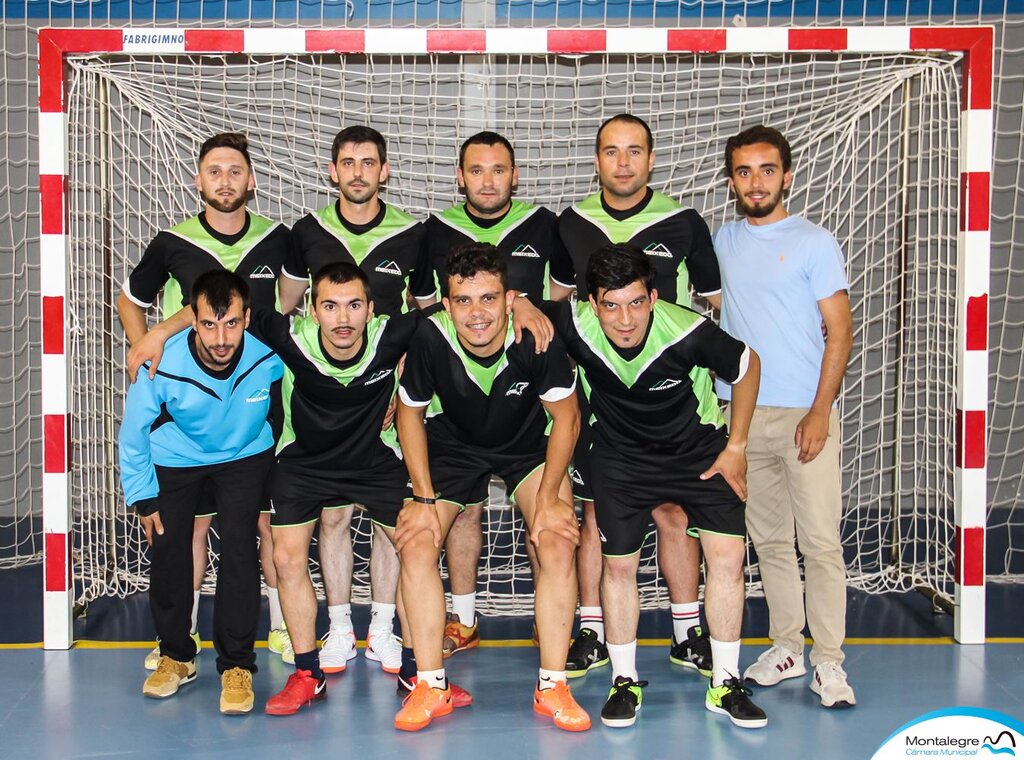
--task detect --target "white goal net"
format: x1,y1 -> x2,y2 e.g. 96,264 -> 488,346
64,47 -> 961,616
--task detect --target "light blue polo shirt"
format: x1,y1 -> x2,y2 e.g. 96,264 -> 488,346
713,214 -> 849,408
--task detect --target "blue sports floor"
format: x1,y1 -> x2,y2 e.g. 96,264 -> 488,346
1,566 -> 1022,759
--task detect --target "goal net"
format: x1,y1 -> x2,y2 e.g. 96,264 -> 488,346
62,42 -> 961,617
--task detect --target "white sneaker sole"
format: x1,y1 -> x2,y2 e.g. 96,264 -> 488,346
704,699 -> 768,729
743,661 -> 806,687
600,704 -> 640,728
810,679 -> 856,709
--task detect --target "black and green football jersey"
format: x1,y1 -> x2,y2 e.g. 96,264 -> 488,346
543,299 -> 748,457
123,211 -> 294,316
420,201 -> 572,305
398,313 -> 577,455
247,307 -> 426,470
287,201 -> 431,318
554,190 -> 721,306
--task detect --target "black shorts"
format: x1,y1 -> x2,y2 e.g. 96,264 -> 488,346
268,455 -> 411,529
590,442 -> 746,556
428,438 -> 545,508
570,424 -> 594,503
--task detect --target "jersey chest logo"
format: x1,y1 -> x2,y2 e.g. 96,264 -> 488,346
374,260 -> 403,276
246,388 -> 271,403
249,265 -> 276,280
364,369 -> 394,386
649,378 -> 682,391
506,381 -> 530,397
644,243 -> 673,259
511,244 -> 541,258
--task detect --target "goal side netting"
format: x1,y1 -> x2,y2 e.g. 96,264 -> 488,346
63,48 -> 960,616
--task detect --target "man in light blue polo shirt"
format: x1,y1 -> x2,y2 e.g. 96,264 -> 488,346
714,125 -> 856,709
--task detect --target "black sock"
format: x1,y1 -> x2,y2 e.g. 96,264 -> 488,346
294,649 -> 323,680
399,646 -> 416,682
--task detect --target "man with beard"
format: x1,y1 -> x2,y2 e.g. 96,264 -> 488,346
120,270 -> 283,715
118,132 -> 300,671
552,114 -> 722,683
715,125 -> 855,709
415,131 -> 573,660
280,126 -> 433,677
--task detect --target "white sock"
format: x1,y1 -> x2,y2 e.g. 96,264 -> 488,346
451,593 -> 476,627
267,586 -> 284,631
671,601 -> 700,642
418,668 -> 447,689
579,606 -> 605,642
190,590 -> 200,635
369,602 -> 396,633
607,640 -> 638,682
537,667 -> 566,691
328,603 -> 353,635
710,637 -> 741,687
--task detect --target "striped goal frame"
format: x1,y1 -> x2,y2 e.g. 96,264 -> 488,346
37,25 -> 993,649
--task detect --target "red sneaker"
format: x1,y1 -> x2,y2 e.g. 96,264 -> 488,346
394,680 -> 454,732
398,674 -> 473,708
265,669 -> 327,715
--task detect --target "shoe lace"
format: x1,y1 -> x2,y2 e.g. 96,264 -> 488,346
282,670 -> 313,698
154,656 -> 183,676
816,661 -> 846,681
721,677 -> 754,697
611,677 -> 649,696
322,628 -> 352,649
223,668 -> 250,690
402,681 -> 441,708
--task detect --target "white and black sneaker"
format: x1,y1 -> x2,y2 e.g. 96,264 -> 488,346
705,677 -> 768,729
811,661 -> 856,709
669,625 -> 713,677
600,676 -> 648,728
565,628 -> 610,678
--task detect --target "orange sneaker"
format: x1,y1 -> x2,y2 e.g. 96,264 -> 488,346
533,680 -> 592,732
398,675 -> 474,708
442,614 -> 480,659
394,679 -> 454,731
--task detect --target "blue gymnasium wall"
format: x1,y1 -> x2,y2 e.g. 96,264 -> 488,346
3,0 -> 1021,21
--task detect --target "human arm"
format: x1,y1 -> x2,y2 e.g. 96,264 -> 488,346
701,348 -> 760,500
120,299 -> 193,383
118,371 -> 165,544
277,274 -> 308,315
532,393 -> 581,546
510,293 -> 554,352
795,290 -> 852,463
548,280 -> 576,302
394,396 -> 441,552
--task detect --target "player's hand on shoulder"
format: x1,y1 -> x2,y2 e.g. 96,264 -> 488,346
530,495 -> 580,546
510,295 -> 553,353
395,500 -> 441,552
127,328 -> 169,383
794,408 -> 829,464
700,443 -> 748,502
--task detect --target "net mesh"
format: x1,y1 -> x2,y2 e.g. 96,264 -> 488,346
62,49 -> 960,613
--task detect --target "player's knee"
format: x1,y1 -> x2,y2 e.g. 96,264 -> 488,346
272,544 -> 306,580
399,532 -> 440,568
534,533 -> 575,574
704,540 -> 745,580
602,555 -> 638,584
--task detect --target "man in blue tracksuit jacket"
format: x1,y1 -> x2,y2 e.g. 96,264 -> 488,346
119,269 -> 283,714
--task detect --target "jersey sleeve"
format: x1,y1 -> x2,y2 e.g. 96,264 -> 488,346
681,318 -> 751,385
118,372 -> 165,509
279,223 -> 306,282
551,213 -> 578,289
807,228 -> 850,301
682,210 -> 722,297
282,220 -> 312,281
407,222 -> 437,301
245,308 -> 292,351
397,323 -> 437,407
123,234 -> 171,308
530,331 -> 577,402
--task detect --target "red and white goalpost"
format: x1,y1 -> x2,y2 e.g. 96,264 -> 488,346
38,25 -> 992,649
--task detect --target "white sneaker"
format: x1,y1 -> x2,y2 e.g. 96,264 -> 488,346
144,632 -> 202,671
742,645 -> 807,686
365,630 -> 402,674
810,661 -> 856,708
319,628 -> 357,674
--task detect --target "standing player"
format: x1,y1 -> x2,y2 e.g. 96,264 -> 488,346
120,270 -> 283,714
394,244 -> 588,733
715,125 -> 855,708
554,114 -> 722,679
281,126 -> 433,675
542,244 -> 766,728
118,133 -> 299,668
415,131 -> 572,656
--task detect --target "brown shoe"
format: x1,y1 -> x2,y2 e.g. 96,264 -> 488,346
143,656 -> 196,698
441,614 -> 480,659
220,667 -> 255,714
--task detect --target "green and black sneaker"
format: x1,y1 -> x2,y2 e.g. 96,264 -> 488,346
705,677 -> 768,729
600,676 -> 648,728
669,625 -> 713,677
565,628 -> 610,678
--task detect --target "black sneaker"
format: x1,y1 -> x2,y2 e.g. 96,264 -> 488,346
705,677 -> 768,729
669,625 -> 713,677
600,676 -> 648,728
565,628 -> 610,678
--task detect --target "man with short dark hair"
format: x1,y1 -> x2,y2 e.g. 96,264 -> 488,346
283,126 -> 433,675
541,244 -> 767,729
119,132 -> 301,670
416,131 -> 572,657
395,243 -> 588,733
120,270 -> 283,715
716,125 -> 856,709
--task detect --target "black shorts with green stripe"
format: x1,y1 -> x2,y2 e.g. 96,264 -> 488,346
427,437 -> 545,509
268,454 -> 410,529
590,440 -> 746,556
